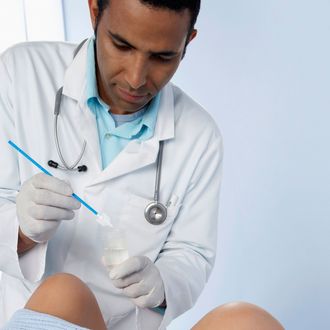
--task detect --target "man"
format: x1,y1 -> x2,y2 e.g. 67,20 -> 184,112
0,0 -> 222,329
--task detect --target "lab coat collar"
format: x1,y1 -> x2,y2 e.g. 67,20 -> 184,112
62,38 -> 91,106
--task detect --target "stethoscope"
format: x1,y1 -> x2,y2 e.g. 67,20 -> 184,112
47,40 -> 167,225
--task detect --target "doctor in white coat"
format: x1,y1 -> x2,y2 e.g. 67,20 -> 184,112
0,0 -> 223,329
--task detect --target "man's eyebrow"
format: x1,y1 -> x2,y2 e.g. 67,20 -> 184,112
109,31 -> 135,48
108,31 -> 179,57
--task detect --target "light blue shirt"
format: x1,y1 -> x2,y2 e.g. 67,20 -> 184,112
86,38 -> 160,169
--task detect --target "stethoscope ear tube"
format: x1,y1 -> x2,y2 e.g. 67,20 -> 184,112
154,140 -> 164,203
51,86 -> 87,172
54,87 -> 63,115
48,159 -> 87,172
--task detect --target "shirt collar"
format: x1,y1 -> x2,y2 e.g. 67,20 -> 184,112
105,94 -> 161,140
140,93 -> 160,134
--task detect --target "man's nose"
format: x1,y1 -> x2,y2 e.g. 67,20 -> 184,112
125,54 -> 148,90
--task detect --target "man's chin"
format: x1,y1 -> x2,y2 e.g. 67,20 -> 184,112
110,103 -> 146,115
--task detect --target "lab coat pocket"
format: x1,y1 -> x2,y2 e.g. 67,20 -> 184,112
121,193 -> 182,262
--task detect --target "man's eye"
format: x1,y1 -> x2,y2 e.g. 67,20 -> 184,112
114,43 -> 130,51
154,55 -> 173,62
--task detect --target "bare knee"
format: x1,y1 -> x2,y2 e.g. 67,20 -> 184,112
26,273 -> 106,330
192,301 -> 284,330
26,273 -> 93,312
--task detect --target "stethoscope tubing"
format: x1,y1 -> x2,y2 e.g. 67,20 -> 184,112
154,140 -> 164,202
54,87 -> 87,171
52,87 -> 167,224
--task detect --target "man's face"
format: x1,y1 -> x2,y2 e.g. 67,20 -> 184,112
88,0 -> 196,114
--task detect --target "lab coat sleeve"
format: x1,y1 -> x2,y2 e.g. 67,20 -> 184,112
0,54 -> 47,283
155,128 -> 223,329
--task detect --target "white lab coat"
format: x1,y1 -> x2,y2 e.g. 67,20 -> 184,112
0,39 -> 223,329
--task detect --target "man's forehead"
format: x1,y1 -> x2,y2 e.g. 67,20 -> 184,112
105,0 -> 191,26
102,0 -> 191,47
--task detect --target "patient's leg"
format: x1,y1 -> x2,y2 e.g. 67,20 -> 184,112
192,302 -> 284,330
25,273 -> 106,330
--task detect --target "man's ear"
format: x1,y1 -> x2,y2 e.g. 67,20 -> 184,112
88,0 -> 99,30
181,29 -> 198,59
188,29 -> 198,44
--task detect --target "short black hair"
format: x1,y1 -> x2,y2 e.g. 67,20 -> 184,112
96,0 -> 201,34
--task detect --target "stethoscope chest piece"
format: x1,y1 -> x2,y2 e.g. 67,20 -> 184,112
144,201 -> 167,225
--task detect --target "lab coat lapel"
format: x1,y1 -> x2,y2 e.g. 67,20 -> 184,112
89,138 -> 158,186
87,84 -> 175,186
62,38 -> 90,101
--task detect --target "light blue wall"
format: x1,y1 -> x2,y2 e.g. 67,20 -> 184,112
62,0 -> 92,42
62,1 -> 330,329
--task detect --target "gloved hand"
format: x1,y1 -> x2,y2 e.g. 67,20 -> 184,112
109,256 -> 165,309
16,173 -> 81,243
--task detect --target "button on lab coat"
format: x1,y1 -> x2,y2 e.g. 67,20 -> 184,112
0,39 -> 223,329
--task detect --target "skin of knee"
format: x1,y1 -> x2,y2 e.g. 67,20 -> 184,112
25,273 -> 106,330
192,301 -> 285,330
